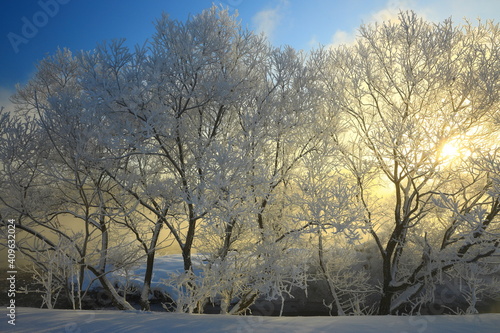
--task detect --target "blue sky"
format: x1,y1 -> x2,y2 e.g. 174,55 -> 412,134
2,0 -> 500,106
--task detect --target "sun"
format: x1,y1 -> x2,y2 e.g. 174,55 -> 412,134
440,138 -> 473,163
441,141 -> 460,160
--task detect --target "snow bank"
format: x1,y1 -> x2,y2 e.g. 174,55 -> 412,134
2,308 -> 499,333
107,253 -> 204,301
109,254 -> 187,288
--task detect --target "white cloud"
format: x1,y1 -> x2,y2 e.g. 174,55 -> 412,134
330,30 -> 356,47
326,0 -> 500,48
367,0 -> 416,23
363,0 -> 500,29
328,0 -> 417,47
326,0 -> 411,48
419,0 -> 500,24
252,0 -> 289,41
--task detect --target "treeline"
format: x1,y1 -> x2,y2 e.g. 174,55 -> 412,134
1,6 -> 499,315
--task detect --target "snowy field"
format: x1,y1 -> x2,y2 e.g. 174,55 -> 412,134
1,308 -> 499,332
2,254 -> 499,332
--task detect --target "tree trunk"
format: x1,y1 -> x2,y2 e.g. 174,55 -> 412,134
378,250 -> 394,315
87,266 -> 135,310
378,290 -> 393,315
139,252 -> 155,311
182,204 -> 199,272
318,229 -> 345,316
140,218 -> 163,311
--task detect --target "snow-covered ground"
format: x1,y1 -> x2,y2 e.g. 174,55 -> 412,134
3,254 -> 499,332
104,253 -> 204,303
106,254 -> 188,293
2,307 -> 499,332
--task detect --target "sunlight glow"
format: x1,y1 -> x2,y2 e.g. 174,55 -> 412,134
440,137 -> 474,164
441,141 -> 460,160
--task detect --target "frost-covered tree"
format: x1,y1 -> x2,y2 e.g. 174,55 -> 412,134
3,5 -> 499,316
291,145 -> 372,315
188,45 -> 328,314
323,11 -> 500,314
79,5 -> 266,270
3,49 -> 136,310
73,6 -> 278,311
